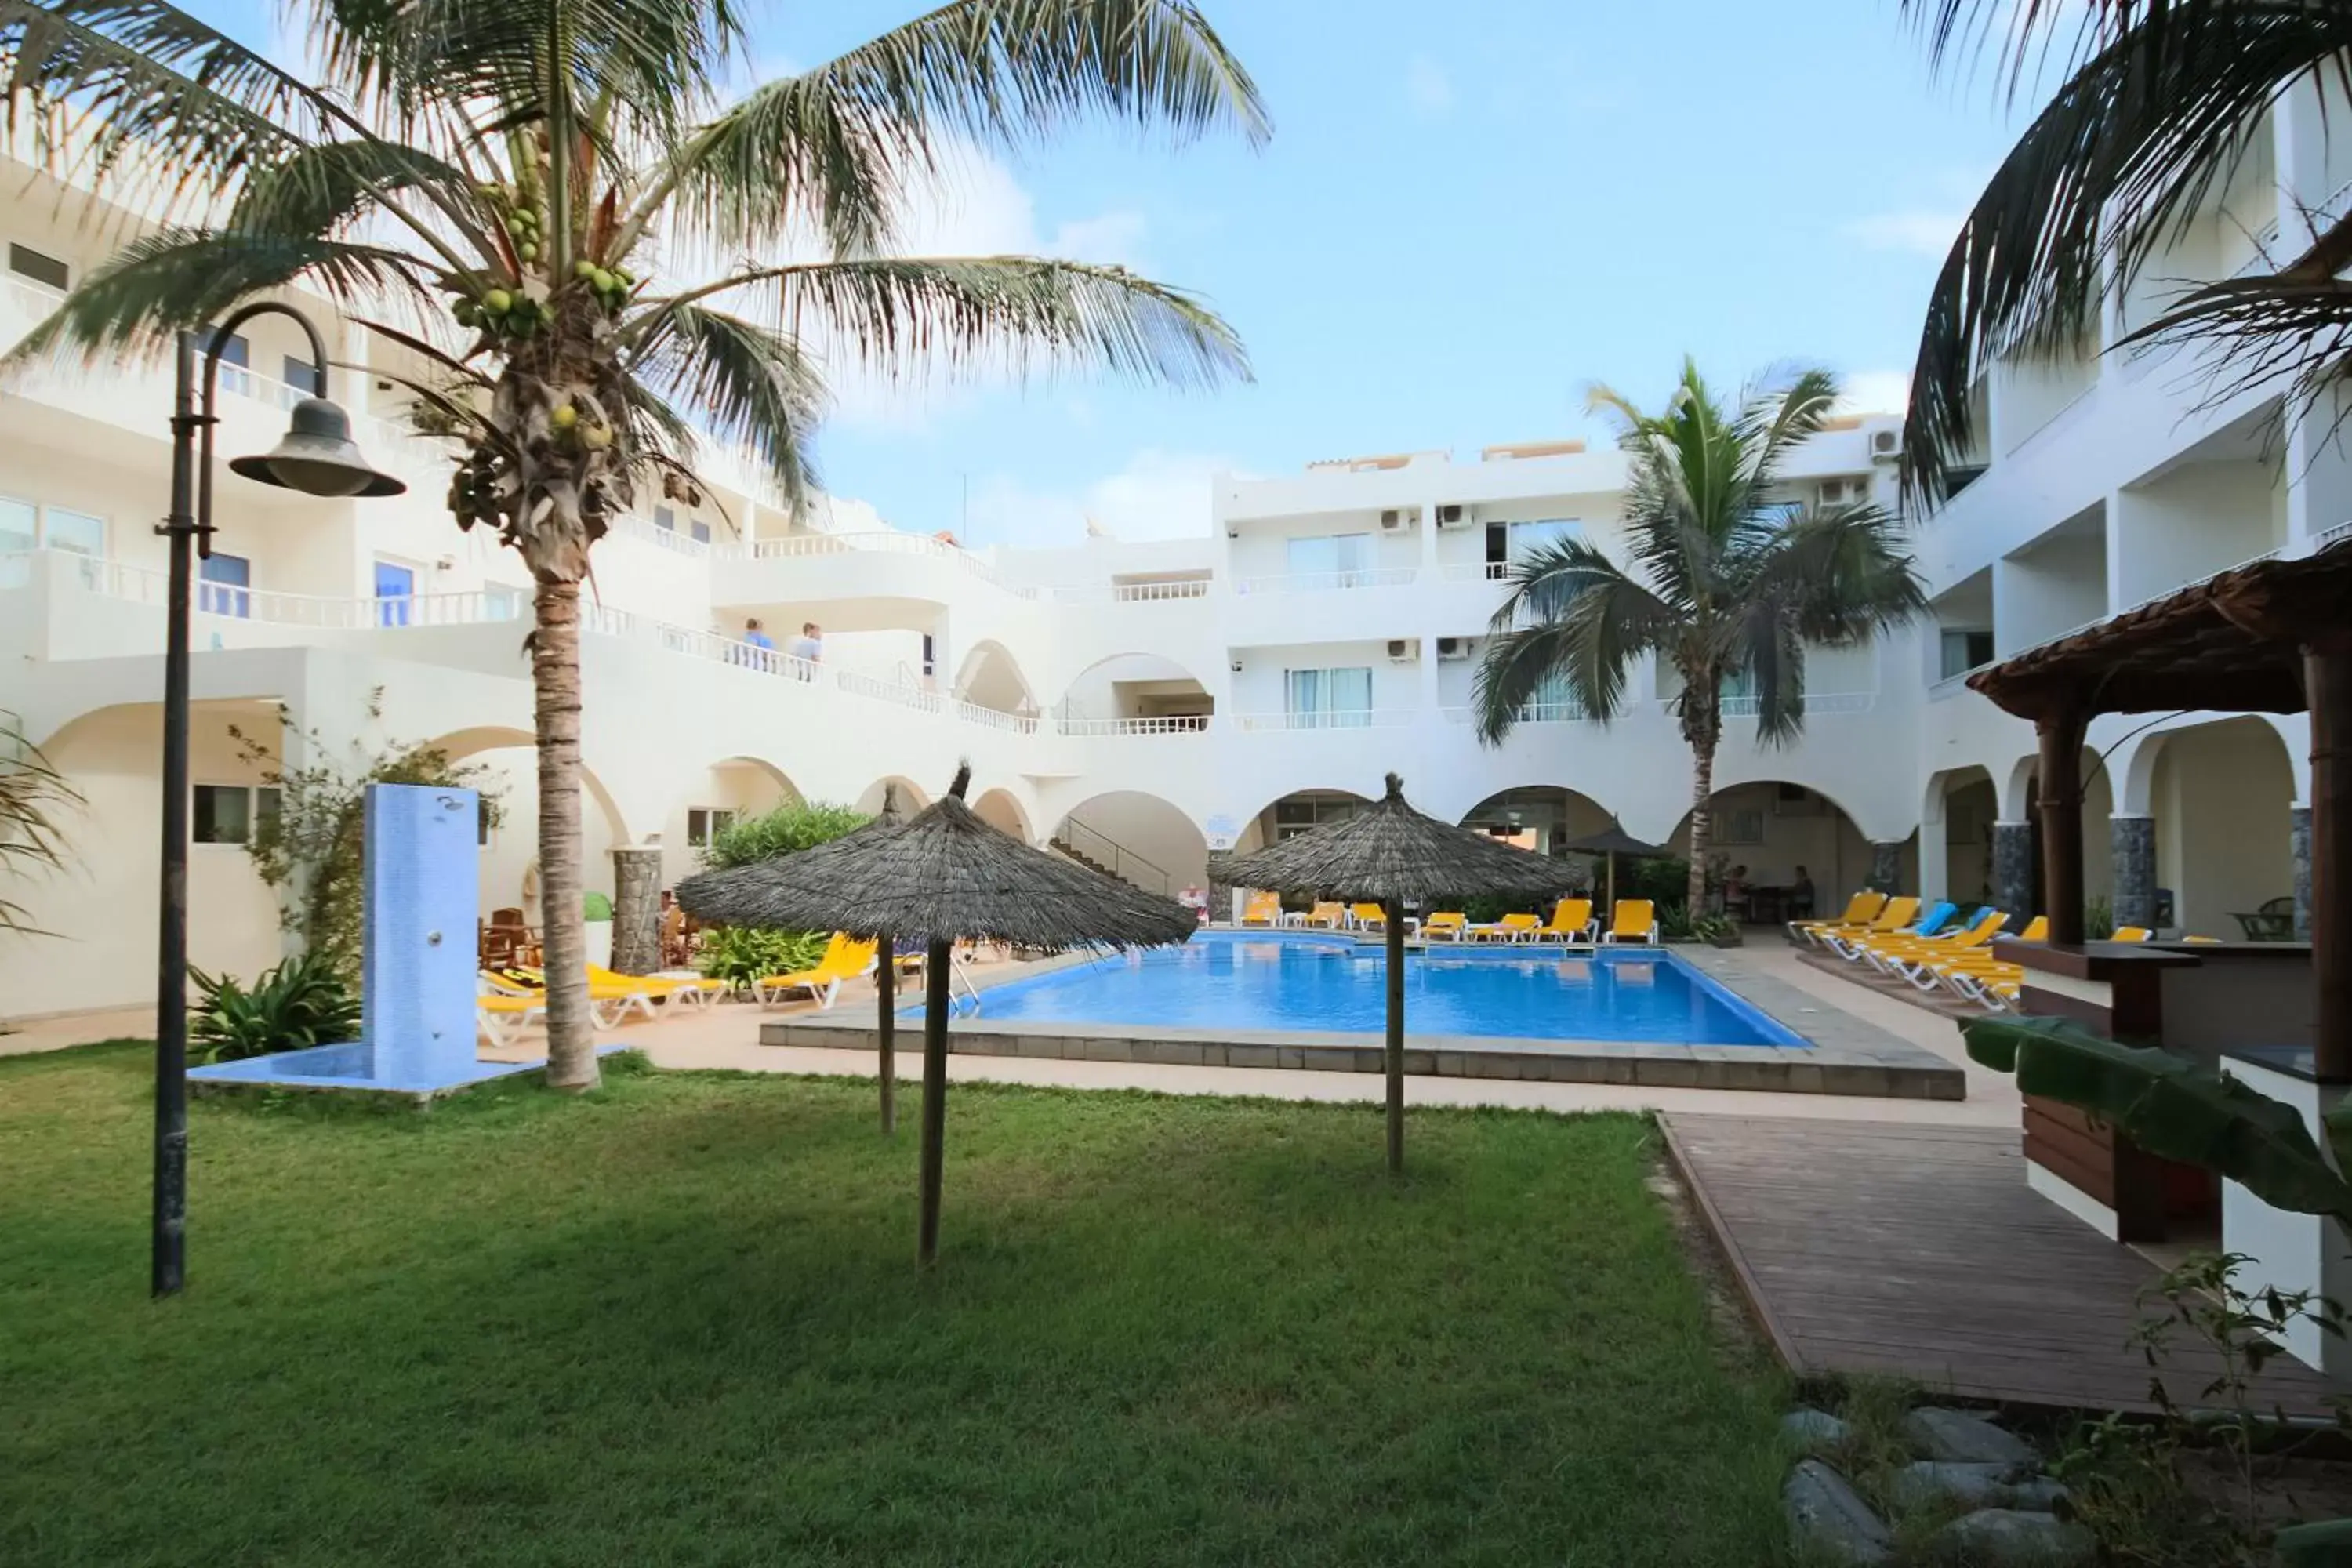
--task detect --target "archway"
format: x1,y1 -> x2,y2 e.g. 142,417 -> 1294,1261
1232,788 -> 1375,855
1925,766 -> 2000,907
657,757 -> 801,887
971,786 -> 1034,844
2012,746 -> 2115,926
1457,785 -> 1615,857
855,775 -> 931,818
2147,717 -> 2299,938
952,639 -> 1039,717
1052,790 -> 1205,895
1664,780 -> 1878,920
428,724 -> 631,917
1055,652 -> 1215,731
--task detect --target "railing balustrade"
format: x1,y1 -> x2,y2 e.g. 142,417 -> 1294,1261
1233,566 -> 1417,596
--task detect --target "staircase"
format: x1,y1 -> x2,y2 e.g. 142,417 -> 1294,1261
1050,818 -> 1168,893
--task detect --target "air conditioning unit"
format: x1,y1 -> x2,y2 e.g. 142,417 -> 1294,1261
1385,638 -> 1421,663
1436,636 -> 1471,662
1436,503 -> 1473,531
1869,427 -> 1903,462
1377,508 -> 1413,534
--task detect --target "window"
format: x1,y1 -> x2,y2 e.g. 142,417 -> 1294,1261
920,633 -> 936,677
193,784 -> 280,844
1940,629 -> 1995,679
0,496 -> 33,554
1715,808 -> 1766,846
207,329 -> 249,367
198,552 -> 251,617
1285,532 -> 1374,584
374,560 -> 416,626
1274,795 -> 1358,840
654,505 -> 677,532
1506,518 -> 1578,562
7,242 -> 68,291
1719,666 -> 1758,701
1282,666 -> 1373,728
686,808 -> 737,847
281,355 -> 322,396
482,583 -> 525,621
689,518 -> 711,544
1522,670 -> 1584,720
42,506 -> 103,559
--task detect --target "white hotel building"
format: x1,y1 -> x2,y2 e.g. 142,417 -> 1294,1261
0,91 -> 2339,1022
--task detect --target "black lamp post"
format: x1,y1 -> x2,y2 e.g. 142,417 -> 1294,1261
152,303 -> 404,1299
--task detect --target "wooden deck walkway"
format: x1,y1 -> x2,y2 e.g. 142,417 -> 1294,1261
1661,1114 -> 2350,1416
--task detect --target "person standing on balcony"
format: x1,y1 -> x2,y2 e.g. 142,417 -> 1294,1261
742,617 -> 775,650
791,622 -> 823,666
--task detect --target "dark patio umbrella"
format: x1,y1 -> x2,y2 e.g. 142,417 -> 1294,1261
675,787 -> 910,1134
1557,821 -> 1669,910
1221,773 -> 1581,1172
684,764 -> 1194,1265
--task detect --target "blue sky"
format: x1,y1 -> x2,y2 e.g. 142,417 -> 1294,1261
190,0 -> 2037,548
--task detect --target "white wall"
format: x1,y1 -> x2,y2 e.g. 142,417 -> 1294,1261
2114,459 -> 2281,607
2154,718 -> 2297,938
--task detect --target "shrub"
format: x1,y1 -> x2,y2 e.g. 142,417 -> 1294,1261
1655,902 -> 1698,942
189,951 -> 362,1064
702,800 -> 870,870
698,927 -> 829,990
583,891 -> 613,922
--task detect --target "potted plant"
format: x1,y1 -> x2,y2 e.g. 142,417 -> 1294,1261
1693,913 -> 1744,949
583,890 -> 614,970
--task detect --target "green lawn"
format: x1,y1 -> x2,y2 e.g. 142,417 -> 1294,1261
2,1045 -> 1787,1566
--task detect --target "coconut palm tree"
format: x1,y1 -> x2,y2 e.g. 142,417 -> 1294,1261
0,0 -> 1266,1089
1471,363 -> 1925,913
1896,0 -> 2352,506
0,710 -> 78,936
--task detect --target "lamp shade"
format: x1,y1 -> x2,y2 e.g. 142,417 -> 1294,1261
229,397 -> 406,499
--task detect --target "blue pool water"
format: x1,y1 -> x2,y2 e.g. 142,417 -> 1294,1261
945,932 -> 1803,1048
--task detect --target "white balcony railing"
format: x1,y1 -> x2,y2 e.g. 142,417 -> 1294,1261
611,514 -> 713,557
1053,577 -> 1214,604
1056,715 -> 1213,736
1436,561 -> 1512,584
1650,691 -> 1878,718
1232,709 -> 1417,732
1439,702 -> 1590,726
730,530 -> 1038,598
836,668 -> 946,713
954,700 -> 1039,735
2315,518 -> 2352,554
1233,567 -> 1417,596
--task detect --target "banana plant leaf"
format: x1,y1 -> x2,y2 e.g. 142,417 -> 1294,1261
2274,1518 -> 2352,1567
1961,1014 -> 2352,1225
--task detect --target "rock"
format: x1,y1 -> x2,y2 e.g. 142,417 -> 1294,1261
1930,1509 -> 2094,1565
1904,1406 -> 2040,1466
1889,1461 -> 2071,1513
1781,1408 -> 1850,1450
1785,1458 -> 1893,1566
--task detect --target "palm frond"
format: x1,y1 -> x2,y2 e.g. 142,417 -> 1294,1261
1733,606 -> 1809,747
0,708 -> 80,938
3,227 -> 434,368
651,256 -> 1250,392
2110,270 -> 2352,417
629,301 -> 826,507
1475,542 -> 1671,745
655,0 -> 1267,256
1897,2 -> 2352,510
1741,503 -> 1928,645
0,0 -> 326,211
228,137 -> 485,249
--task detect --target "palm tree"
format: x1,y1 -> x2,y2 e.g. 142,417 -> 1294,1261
0,710 -> 78,936
1896,0 -> 2352,506
1471,363 -> 1925,914
0,0 -> 1266,1089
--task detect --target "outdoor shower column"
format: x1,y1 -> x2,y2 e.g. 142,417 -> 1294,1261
2110,815 -> 2157,933
1991,822 -> 2035,918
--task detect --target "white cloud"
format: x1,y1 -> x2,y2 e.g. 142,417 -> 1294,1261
1406,56 -> 1455,118
1836,370 -> 1913,417
1842,209 -> 1966,258
960,449 -> 1240,550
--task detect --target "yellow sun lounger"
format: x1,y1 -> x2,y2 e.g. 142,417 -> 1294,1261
1602,899 -> 1658,944
1471,913 -> 1542,942
1350,902 -> 1389,931
476,991 -> 546,1047
1240,892 -> 1283,927
1421,912 -> 1468,941
1866,910 -> 2010,978
586,962 -> 719,1011
754,934 -> 879,1010
1298,901 -> 1347,929
484,967 -> 645,1027
1537,898 -> 1597,943
1789,891 -> 1889,946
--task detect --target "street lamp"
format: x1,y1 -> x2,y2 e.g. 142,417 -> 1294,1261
152,302 -> 404,1299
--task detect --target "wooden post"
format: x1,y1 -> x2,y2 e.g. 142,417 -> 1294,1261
2038,708 -> 2089,945
876,932 -> 897,1134
2311,644 -> 2352,1080
1384,895 -> 1405,1173
917,937 -> 951,1265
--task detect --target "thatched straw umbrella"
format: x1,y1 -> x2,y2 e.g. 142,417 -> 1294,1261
687,764 -> 1195,1265
674,788 -> 909,1134
1557,821 -> 1668,911
1222,773 -> 1581,1172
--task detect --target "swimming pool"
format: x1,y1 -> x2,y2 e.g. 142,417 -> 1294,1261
937,932 -> 1805,1048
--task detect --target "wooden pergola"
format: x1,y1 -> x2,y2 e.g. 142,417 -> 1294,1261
1967,544 -> 2352,1076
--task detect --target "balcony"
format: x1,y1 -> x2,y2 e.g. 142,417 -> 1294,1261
1232,709 -> 1417,733
1055,715 -> 1212,736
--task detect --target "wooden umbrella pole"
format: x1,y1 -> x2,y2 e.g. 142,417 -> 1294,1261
875,932 -> 896,1134
1384,895 -> 1405,1173
917,937 -> 952,1266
